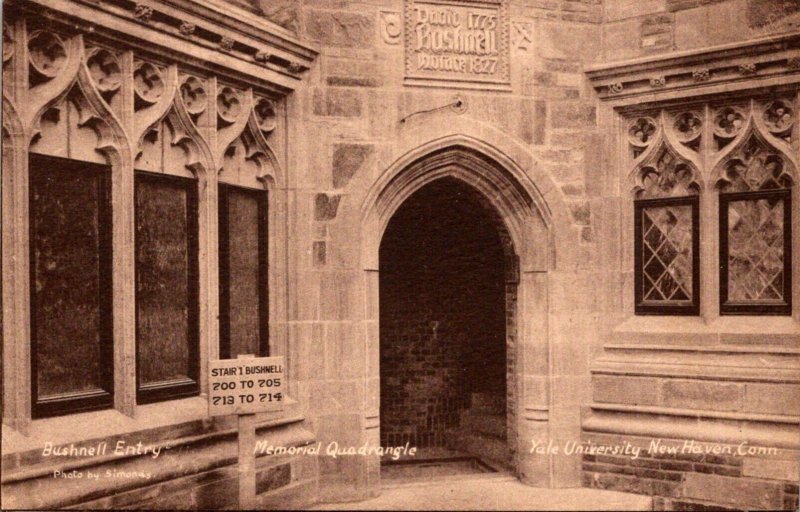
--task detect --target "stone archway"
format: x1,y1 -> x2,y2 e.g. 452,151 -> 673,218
360,140 -> 557,492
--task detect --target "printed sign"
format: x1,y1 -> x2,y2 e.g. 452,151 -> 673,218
208,356 -> 284,416
404,0 -> 509,89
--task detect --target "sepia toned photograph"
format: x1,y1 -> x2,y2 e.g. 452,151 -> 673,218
1,0 -> 799,510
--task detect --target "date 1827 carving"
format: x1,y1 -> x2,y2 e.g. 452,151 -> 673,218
404,0 -> 510,90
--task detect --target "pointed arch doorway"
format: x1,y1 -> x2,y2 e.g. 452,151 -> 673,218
379,177 -> 516,474
360,139 -> 556,488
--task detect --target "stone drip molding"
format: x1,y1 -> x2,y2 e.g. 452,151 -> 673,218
586,33 -> 800,100
6,0 -> 317,94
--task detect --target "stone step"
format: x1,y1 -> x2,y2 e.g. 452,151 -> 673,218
470,392 -> 505,415
445,428 -> 511,470
459,410 -> 506,440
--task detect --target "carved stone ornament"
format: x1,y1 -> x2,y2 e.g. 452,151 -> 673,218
86,48 -> 122,94
713,106 -> 746,139
133,61 -> 165,106
403,0 -> 510,90
649,76 -> 666,88
673,111 -> 702,143
254,97 -> 277,133
254,51 -> 272,64
692,68 -> 710,82
608,82 -> 624,94
788,57 -> 800,70
134,4 -> 154,22
216,86 -> 242,124
28,31 -> 67,79
628,117 -> 657,147
763,99 -> 794,136
219,36 -> 235,51
380,11 -> 402,45
181,76 -> 207,116
511,20 -> 532,51
287,62 -> 304,74
179,22 -> 196,36
738,63 -> 756,75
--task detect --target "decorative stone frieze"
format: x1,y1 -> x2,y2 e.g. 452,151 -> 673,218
587,33 -> 800,99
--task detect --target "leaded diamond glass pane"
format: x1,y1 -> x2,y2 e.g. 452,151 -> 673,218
727,198 -> 785,302
641,205 -> 693,303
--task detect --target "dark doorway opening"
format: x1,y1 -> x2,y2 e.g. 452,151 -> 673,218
379,178 -> 510,476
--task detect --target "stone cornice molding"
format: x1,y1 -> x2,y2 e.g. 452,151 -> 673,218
5,0 -> 318,95
586,32 -> 800,101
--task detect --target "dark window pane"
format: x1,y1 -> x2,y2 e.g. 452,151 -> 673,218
641,205 -> 693,302
635,196 -> 699,315
721,190 -> 791,315
219,185 -> 268,358
135,172 -> 198,402
29,155 -> 112,416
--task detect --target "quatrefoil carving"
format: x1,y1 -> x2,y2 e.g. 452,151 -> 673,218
254,98 -> 277,134
133,62 -> 164,107
762,100 -> 794,136
28,31 -> 67,80
628,117 -> 657,147
86,48 -> 122,95
713,106 -> 746,139
180,76 -> 207,116
672,112 -> 702,143
216,86 -> 241,125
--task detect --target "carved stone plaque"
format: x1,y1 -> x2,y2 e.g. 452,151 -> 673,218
404,0 -> 510,90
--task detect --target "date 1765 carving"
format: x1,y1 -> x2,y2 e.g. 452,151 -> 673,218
404,0 -> 509,90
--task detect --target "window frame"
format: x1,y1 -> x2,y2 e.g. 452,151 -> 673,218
134,170 -> 201,404
634,195 -> 701,316
719,188 -> 792,316
28,153 -> 115,419
218,183 -> 269,359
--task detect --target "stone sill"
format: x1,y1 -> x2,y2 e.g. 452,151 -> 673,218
583,407 -> 800,451
610,316 -> 799,345
590,403 -> 800,425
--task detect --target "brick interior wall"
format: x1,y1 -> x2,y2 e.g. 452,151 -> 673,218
379,178 -> 506,449
582,433 -> 800,511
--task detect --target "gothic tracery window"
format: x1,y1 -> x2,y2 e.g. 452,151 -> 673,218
627,96 -> 796,317
633,143 -> 701,315
717,133 -> 793,315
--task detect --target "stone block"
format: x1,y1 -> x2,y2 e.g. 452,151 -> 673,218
550,101 -> 596,128
592,375 -> 660,405
682,473 -> 784,509
304,9 -> 375,48
568,200 -> 591,225
674,6 -> 709,49
706,0 -> 752,45
640,13 -> 674,51
254,0 -> 299,32
606,0 -> 667,20
743,383 -> 800,415
332,143 -> 374,189
314,194 -> 340,221
256,463 -> 292,495
742,457 -> 800,481
313,88 -> 362,117
603,18 -> 643,60
662,380 -> 743,411
747,0 -> 800,26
